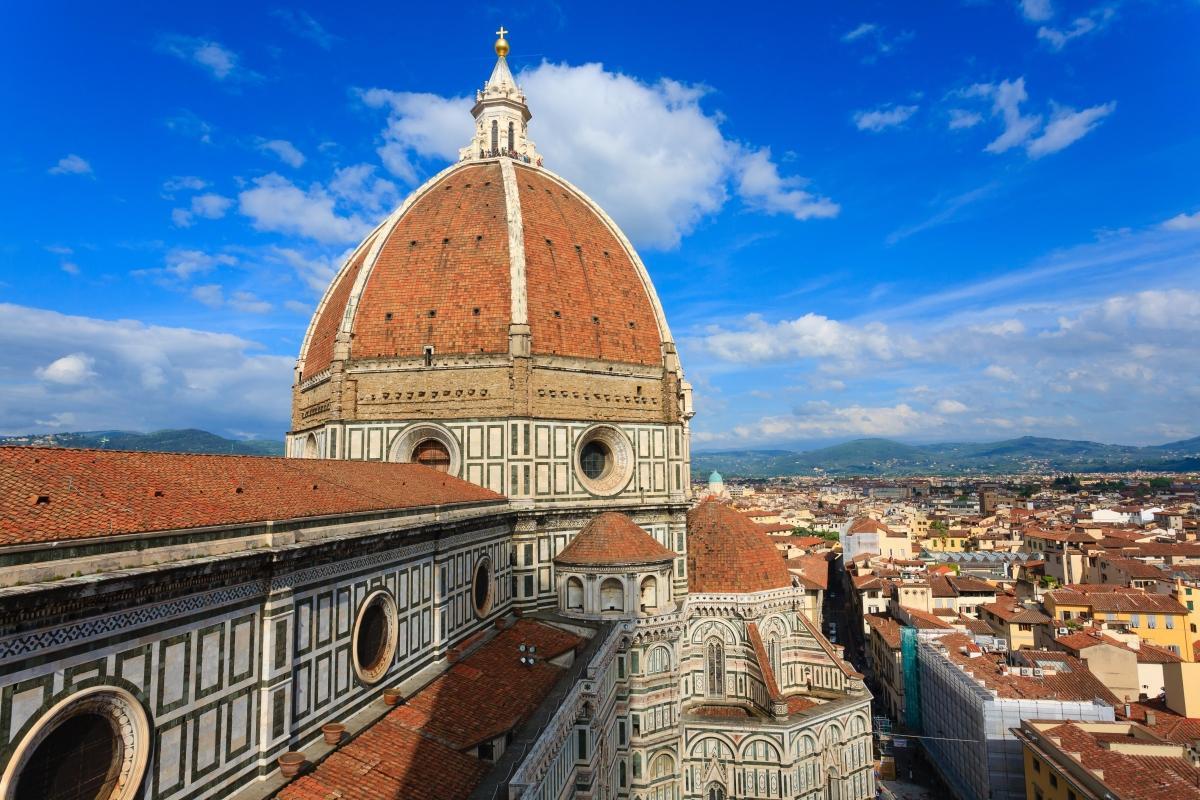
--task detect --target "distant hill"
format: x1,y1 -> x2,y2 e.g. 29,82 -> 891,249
0,428 -> 284,456
692,435 -> 1200,478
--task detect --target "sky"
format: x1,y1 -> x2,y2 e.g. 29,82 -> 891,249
2,1 -> 1199,449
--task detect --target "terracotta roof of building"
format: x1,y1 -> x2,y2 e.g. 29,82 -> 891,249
864,613 -> 902,649
687,500 -> 792,594
747,622 -> 783,703
932,632 -> 1120,703
982,600 -> 1052,624
1045,587 -> 1189,615
300,161 -> 669,375
848,517 -> 892,535
278,618 -> 583,800
0,447 -> 503,547
553,512 -> 674,567
787,554 -> 830,591
1021,720 -> 1200,800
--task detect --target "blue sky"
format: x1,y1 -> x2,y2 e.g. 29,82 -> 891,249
2,1 -> 1199,448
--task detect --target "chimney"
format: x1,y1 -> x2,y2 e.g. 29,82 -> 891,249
1123,703 -> 1131,718
1145,711 -> 1156,727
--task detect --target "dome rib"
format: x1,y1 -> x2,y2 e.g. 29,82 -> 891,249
687,499 -> 792,594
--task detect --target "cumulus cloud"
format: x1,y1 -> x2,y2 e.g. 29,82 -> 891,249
258,138 -> 306,168
157,35 -> 258,82
936,399 -> 969,414
164,111 -> 215,143
191,284 -> 224,308
360,61 -> 838,249
853,104 -> 918,132
0,303 -> 291,437
983,364 -> 1018,381
49,154 -> 92,176
192,284 -> 272,314
965,78 -> 1113,158
238,173 -> 371,244
163,176 -> 207,193
35,353 -> 97,385
699,313 -> 912,365
841,23 -> 878,42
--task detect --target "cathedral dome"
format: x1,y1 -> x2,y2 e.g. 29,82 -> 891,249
554,512 -> 675,567
686,499 -> 792,594
298,158 -> 672,378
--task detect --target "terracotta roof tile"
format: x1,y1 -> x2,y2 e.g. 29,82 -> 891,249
554,512 -> 674,567
279,619 -> 582,800
687,500 -> 792,594
0,447 -> 502,546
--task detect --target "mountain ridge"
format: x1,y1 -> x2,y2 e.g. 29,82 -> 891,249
693,434 -> 1200,477
0,428 -> 284,456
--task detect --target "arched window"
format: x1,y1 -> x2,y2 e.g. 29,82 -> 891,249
619,759 -> 627,787
651,753 -> 673,778
639,575 -> 658,612
566,577 -> 584,611
706,639 -> 725,698
508,121 -> 515,152
303,433 -> 318,458
600,578 -> 624,612
768,636 -> 781,679
490,119 -> 498,153
412,439 -> 451,472
632,753 -> 642,778
706,784 -> 726,800
646,645 -> 671,674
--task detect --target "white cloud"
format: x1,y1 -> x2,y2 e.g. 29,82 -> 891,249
60,262 -> 80,276
258,139 -> 306,168
936,398 -> 969,414
272,8 -> 337,49
732,402 -> 934,440
947,109 -> 983,130
966,78 -> 1113,158
0,303 -> 291,437
984,364 -> 1018,381
842,23 -> 878,42
735,148 -> 840,221
163,248 -> 237,280
192,193 -> 233,219
1162,211 -> 1200,231
328,164 -> 398,214
191,284 -> 224,308
238,174 -> 370,244
973,78 -> 1043,154
173,193 -> 232,228
970,319 -> 1026,336
268,247 -> 344,292
360,61 -> 838,249
357,89 -> 471,183
163,176 -> 207,193
1020,0 -> 1055,22
699,313 -> 911,366
157,35 -> 257,82
48,154 -> 92,176
1037,6 -> 1115,49
1025,101 -> 1116,158
853,104 -> 918,132
230,291 -> 272,314
35,353 -> 96,385
164,112 -> 215,143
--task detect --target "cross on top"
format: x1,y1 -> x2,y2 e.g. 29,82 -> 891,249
496,26 -> 508,39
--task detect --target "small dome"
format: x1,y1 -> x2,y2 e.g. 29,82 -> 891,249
555,512 -> 675,567
708,471 -> 723,482
687,499 -> 791,593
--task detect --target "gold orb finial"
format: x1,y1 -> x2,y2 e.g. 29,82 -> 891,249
494,26 -> 509,57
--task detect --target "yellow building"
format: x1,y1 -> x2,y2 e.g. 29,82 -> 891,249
1042,585 -> 1195,661
980,599 -> 1051,650
1015,718 -> 1200,800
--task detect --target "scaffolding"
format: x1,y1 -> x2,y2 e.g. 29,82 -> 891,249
901,627 -> 921,731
